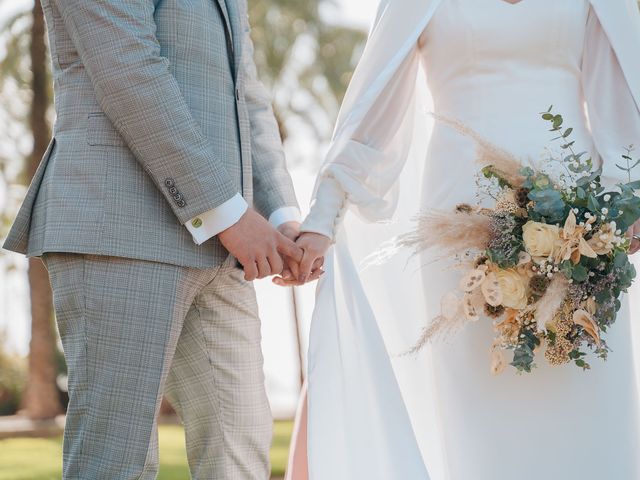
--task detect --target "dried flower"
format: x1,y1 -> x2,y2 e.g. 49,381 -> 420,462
554,211 -> 598,264
491,348 -> 507,375
529,274 -> 551,297
515,187 -> 530,208
434,114 -> 526,187
588,222 -> 618,255
484,303 -> 505,318
533,276 -> 569,332
545,336 -> 573,366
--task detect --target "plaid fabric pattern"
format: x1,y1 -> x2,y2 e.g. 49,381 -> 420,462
3,0 -> 298,268
43,253 -> 272,480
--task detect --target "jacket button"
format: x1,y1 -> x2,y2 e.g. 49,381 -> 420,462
169,187 -> 178,195
173,193 -> 183,201
191,218 -> 203,228
165,178 -> 175,188
177,200 -> 186,208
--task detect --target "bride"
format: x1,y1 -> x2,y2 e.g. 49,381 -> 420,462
277,0 -> 640,479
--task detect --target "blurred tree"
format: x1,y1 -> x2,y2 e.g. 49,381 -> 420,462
19,0 -> 62,420
248,0 -> 366,161
0,0 -> 62,420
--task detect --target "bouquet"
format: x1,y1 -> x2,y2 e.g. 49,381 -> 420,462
400,108 -> 640,374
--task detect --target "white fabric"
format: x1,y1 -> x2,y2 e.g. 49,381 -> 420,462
305,0 -> 640,479
299,176 -> 346,240
186,194 -> 300,245
267,206 -> 302,229
186,193 -> 249,245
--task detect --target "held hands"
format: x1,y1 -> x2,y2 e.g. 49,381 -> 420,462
218,208 -> 304,281
217,209 -> 329,285
273,232 -> 332,287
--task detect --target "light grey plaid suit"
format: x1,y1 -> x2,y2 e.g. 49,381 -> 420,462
3,0 -> 298,478
4,0 -> 298,268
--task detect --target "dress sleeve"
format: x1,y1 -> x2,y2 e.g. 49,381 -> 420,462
582,6 -> 640,187
300,43 -> 423,241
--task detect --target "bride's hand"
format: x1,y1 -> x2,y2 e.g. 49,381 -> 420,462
627,219 -> 640,254
272,232 -> 331,286
297,232 -> 331,282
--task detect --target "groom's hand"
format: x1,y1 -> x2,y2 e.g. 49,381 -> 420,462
218,208 -> 303,281
277,221 -> 302,282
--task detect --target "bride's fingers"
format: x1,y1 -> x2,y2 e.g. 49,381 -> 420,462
307,268 -> 325,282
298,250 -> 318,283
311,257 -> 324,271
272,268 -> 325,287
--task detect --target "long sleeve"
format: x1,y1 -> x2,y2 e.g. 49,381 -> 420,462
583,6 -> 640,187
240,6 -> 300,221
300,43 -> 423,241
56,0 -> 238,225
184,196 -> 300,246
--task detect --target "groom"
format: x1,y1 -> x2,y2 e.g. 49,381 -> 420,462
3,0 -> 306,478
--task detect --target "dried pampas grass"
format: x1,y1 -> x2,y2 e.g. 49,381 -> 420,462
399,207 -> 493,258
403,292 -> 467,356
433,114 -> 525,188
363,207 -> 492,267
534,275 -> 569,332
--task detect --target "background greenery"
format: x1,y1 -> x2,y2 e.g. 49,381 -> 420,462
0,421 -> 294,480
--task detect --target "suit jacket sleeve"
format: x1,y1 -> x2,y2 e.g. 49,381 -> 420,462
55,0 -> 239,225
240,10 -> 300,219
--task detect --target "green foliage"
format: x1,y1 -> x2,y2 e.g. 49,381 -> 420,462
0,422 -> 294,479
486,213 -> 525,268
0,337 -> 26,416
527,188 -> 566,222
510,328 -> 540,373
248,0 -> 366,155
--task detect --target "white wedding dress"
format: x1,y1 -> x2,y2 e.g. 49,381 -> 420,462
298,1 -> 640,479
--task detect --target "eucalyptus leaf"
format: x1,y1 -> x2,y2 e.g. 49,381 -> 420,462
572,264 -> 589,282
528,188 -> 566,220
611,194 -> 640,229
587,194 -> 600,212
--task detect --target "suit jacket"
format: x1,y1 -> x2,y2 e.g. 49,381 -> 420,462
3,0 -> 299,268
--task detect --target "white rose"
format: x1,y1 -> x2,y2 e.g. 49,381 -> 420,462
495,269 -> 529,310
522,221 -> 560,260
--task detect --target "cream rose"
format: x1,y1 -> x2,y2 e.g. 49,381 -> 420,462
495,269 -> 529,310
522,221 -> 560,260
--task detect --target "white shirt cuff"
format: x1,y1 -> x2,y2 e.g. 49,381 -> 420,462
268,206 -> 302,228
185,193 -> 248,245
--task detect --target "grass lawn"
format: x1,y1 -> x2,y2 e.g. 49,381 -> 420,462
0,421 -> 293,480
